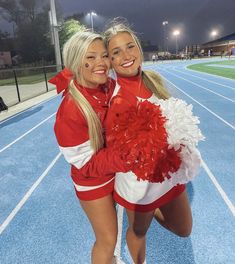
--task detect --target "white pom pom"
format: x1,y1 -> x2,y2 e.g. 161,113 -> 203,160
155,97 -> 204,184
157,97 -> 205,148
168,146 -> 202,185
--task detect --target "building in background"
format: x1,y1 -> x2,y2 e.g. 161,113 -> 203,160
0,51 -> 12,68
185,44 -> 201,56
201,33 -> 235,56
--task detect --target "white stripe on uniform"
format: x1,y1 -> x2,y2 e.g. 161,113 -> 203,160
59,140 -> 94,170
115,172 -> 174,205
74,177 -> 115,192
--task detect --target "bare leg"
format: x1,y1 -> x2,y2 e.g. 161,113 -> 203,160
154,190 -> 192,237
80,195 -> 117,264
126,209 -> 154,264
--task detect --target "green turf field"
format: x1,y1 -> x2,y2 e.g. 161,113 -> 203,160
187,59 -> 235,79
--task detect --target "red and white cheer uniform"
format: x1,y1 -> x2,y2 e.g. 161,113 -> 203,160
105,73 -> 187,212
54,78 -> 128,201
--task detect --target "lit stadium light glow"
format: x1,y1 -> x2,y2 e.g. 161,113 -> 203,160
211,30 -> 218,37
173,30 -> 180,36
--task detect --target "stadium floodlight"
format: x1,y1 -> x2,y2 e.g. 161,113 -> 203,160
49,0 -> 62,71
173,30 -> 180,54
211,30 -> 218,40
173,30 -> 180,36
162,21 -> 169,54
88,11 -> 97,32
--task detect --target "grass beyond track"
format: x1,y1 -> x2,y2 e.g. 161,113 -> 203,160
0,72 -> 56,85
187,59 -> 235,79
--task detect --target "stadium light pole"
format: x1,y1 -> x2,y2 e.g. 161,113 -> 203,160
173,30 -> 180,54
49,0 -> 62,71
162,21 -> 168,55
89,11 -> 97,32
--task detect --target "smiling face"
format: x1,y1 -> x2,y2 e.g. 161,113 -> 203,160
108,32 -> 142,77
78,39 -> 110,88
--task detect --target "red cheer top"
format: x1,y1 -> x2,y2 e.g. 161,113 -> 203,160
104,73 -> 186,212
54,78 -> 128,187
117,73 -> 152,99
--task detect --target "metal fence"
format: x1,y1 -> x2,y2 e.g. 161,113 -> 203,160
0,65 -> 60,107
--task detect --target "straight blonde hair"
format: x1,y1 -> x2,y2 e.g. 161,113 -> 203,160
104,21 -> 170,99
63,31 -> 104,152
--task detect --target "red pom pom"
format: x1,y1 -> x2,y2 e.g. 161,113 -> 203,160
108,100 -> 181,182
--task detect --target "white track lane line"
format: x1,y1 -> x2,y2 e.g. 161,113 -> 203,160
202,159 -> 235,217
162,69 -> 235,103
0,94 -> 58,125
114,205 -> 125,263
159,74 -> 235,130
0,112 -> 56,154
0,152 -> 62,235
174,67 -> 235,91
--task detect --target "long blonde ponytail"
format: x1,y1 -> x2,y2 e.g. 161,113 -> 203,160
142,70 -> 170,99
63,31 -> 105,152
68,81 -> 104,152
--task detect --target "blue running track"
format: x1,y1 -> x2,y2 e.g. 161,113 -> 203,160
0,59 -> 234,264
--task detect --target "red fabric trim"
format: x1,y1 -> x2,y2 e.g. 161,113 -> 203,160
113,184 -> 186,212
75,179 -> 115,201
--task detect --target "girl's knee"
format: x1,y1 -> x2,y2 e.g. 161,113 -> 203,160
174,224 -> 192,237
96,233 -> 117,250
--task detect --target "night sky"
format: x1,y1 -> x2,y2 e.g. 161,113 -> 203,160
58,0 -> 235,50
1,0 -> 235,51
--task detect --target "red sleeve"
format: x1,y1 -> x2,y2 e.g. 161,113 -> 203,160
79,147 -> 129,178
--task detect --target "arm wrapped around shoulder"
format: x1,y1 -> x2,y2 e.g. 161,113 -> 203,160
107,98 -> 205,184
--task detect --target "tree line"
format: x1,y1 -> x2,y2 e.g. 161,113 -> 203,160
0,0 -> 86,65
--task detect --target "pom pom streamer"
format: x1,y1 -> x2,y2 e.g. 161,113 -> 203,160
168,146 -> 202,185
